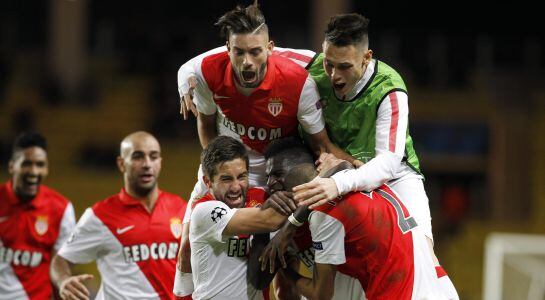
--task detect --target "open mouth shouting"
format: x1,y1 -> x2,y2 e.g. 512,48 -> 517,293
225,192 -> 244,207
241,70 -> 257,83
333,82 -> 346,91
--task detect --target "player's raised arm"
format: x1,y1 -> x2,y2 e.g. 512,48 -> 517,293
177,46 -> 225,119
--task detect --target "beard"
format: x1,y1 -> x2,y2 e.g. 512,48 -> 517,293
236,62 -> 267,88
130,178 -> 157,198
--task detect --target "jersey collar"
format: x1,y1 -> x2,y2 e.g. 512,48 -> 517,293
225,56 -> 276,93
192,193 -> 215,209
118,188 -> 163,207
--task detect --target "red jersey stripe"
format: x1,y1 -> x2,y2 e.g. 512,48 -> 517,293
388,92 -> 399,152
273,50 -> 312,64
435,266 -> 448,278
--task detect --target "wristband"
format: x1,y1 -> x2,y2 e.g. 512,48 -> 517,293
173,271 -> 194,297
288,214 -> 304,227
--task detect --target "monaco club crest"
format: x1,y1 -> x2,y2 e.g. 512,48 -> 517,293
170,218 -> 182,239
35,216 -> 48,236
268,98 -> 283,117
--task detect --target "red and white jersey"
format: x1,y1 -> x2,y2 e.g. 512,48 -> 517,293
288,223 -> 365,300
0,181 -> 75,300
309,185 -> 445,300
177,47 -> 323,188
189,188 -> 267,300
57,189 -> 187,300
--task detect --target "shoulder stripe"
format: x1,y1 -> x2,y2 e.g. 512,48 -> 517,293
388,92 -> 399,152
305,53 -> 321,70
273,50 -> 312,64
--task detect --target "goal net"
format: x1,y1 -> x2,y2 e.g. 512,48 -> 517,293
483,232 -> 545,300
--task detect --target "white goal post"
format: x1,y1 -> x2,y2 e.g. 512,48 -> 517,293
483,232 -> 545,300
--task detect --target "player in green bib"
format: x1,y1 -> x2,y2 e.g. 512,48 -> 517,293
293,13 -> 459,300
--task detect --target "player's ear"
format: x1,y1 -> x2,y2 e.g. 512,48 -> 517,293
226,40 -> 231,52
363,49 -> 373,66
8,160 -> 14,175
267,40 -> 274,55
203,175 -> 213,189
116,156 -> 125,173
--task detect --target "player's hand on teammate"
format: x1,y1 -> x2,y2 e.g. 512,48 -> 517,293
180,76 -> 198,120
293,177 -> 340,209
262,191 -> 296,215
317,155 -> 354,178
59,274 -> 93,300
315,152 -> 336,172
259,225 -> 297,273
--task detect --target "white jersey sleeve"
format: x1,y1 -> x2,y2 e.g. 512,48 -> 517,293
183,164 -> 208,224
308,211 -> 346,265
272,47 -> 316,68
54,202 -> 76,252
332,91 -> 412,194
57,208 -> 109,264
375,91 -> 409,159
177,47 -> 226,115
298,76 -> 325,135
190,201 -> 236,244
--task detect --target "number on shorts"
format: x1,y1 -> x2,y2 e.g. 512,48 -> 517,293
375,188 -> 418,234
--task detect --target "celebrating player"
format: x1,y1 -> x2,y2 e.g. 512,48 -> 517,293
250,137 -> 365,300
282,164 -> 448,300
188,136 -> 295,300
50,131 -> 187,300
290,13 -> 458,298
0,132 -> 76,299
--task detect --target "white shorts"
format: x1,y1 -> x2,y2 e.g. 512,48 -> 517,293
388,176 -> 434,242
410,225 -> 448,299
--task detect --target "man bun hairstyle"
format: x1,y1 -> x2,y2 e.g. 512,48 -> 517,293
325,13 -> 370,47
215,1 -> 268,39
11,132 -> 47,160
202,136 -> 249,179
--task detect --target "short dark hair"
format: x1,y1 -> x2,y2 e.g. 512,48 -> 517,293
202,136 -> 249,179
283,164 -> 318,192
215,2 -> 268,40
11,132 -> 47,160
325,13 -> 370,47
263,137 -> 314,164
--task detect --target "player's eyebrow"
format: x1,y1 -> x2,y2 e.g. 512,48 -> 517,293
325,58 -> 353,67
131,150 -> 144,157
232,46 -> 263,52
